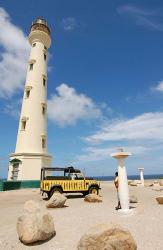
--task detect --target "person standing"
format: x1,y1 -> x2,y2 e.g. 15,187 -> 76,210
114,171 -> 121,210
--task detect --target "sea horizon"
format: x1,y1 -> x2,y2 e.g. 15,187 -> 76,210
89,174 -> 163,181
0,173 -> 162,182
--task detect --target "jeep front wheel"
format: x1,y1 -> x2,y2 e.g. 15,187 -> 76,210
88,186 -> 99,195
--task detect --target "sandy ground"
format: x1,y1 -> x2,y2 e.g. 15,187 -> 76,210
0,181 -> 162,250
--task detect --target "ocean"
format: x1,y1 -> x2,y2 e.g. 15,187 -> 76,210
0,174 -> 162,182
90,174 -> 163,181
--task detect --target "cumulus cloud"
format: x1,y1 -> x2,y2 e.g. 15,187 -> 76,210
117,5 -> 155,17
85,112 -> 163,143
76,145 -> 152,162
61,17 -> 77,31
117,5 -> 163,31
0,7 -> 30,98
77,112 -> 163,162
152,80 -> 163,92
48,83 -> 102,126
3,98 -> 21,118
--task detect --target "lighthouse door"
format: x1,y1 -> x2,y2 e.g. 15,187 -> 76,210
9,158 -> 21,181
12,163 -> 19,180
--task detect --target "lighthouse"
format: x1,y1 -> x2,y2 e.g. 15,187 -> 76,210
8,18 -> 52,180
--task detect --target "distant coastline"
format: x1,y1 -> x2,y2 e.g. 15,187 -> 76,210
89,174 -> 163,181
0,174 -> 163,182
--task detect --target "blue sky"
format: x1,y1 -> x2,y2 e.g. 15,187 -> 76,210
0,0 -> 163,178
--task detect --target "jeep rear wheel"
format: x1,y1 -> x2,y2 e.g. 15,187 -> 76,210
88,186 -> 99,195
49,187 -> 63,199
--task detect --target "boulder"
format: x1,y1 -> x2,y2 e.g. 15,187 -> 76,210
128,180 -> 132,185
84,194 -> 102,203
17,200 -> 55,244
129,181 -> 137,187
159,179 -> 163,186
46,193 -> 67,208
152,187 -> 163,191
153,181 -> 159,187
156,196 -> 163,204
130,195 -> 138,203
77,224 -> 137,250
135,181 -> 142,185
144,183 -> 153,187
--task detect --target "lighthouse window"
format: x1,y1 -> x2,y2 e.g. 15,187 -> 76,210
42,138 -> 46,148
26,90 -> 30,98
43,78 -> 46,86
41,103 -> 47,115
29,63 -> 33,70
21,120 -> 26,130
44,53 -> 47,61
42,106 -> 46,115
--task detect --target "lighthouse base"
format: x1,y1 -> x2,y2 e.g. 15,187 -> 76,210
8,153 -> 52,181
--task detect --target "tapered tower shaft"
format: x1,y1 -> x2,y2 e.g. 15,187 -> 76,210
8,18 -> 52,181
16,19 -> 50,153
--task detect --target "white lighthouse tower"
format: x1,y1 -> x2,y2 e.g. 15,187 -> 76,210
8,18 -> 52,181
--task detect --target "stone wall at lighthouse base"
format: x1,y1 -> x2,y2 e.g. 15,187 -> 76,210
8,153 -> 52,181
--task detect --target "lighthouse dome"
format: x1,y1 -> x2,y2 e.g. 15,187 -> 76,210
32,18 -> 49,27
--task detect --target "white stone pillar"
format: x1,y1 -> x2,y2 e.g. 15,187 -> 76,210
118,158 -> 129,212
138,168 -> 144,186
111,151 -> 131,213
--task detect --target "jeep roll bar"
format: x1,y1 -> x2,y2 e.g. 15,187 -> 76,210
41,166 -> 81,180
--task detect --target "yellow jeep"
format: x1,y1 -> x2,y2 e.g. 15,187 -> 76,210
40,166 -> 101,199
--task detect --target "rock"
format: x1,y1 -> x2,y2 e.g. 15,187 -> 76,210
17,200 -> 55,244
152,187 -> 163,191
128,180 -> 132,185
129,181 -> 137,187
156,196 -> 163,204
84,194 -> 102,203
135,180 -> 142,185
129,183 -> 137,187
144,183 -> 153,187
77,224 -> 137,250
159,179 -> 163,186
130,195 -> 138,203
46,193 -> 67,208
153,181 -> 159,187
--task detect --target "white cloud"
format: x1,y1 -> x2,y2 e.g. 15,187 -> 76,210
117,5 -> 155,17
76,145 -> 152,162
3,98 -> 21,118
48,83 -> 102,126
77,147 -> 115,162
61,17 -> 77,31
117,5 -> 163,31
152,80 -> 163,92
85,112 -> 163,143
0,7 -> 30,98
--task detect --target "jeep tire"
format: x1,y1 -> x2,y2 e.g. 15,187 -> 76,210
88,186 -> 99,195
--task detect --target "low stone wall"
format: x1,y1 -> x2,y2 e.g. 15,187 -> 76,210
0,180 -> 40,191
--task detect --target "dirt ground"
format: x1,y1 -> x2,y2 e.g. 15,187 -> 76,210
0,181 -> 162,250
